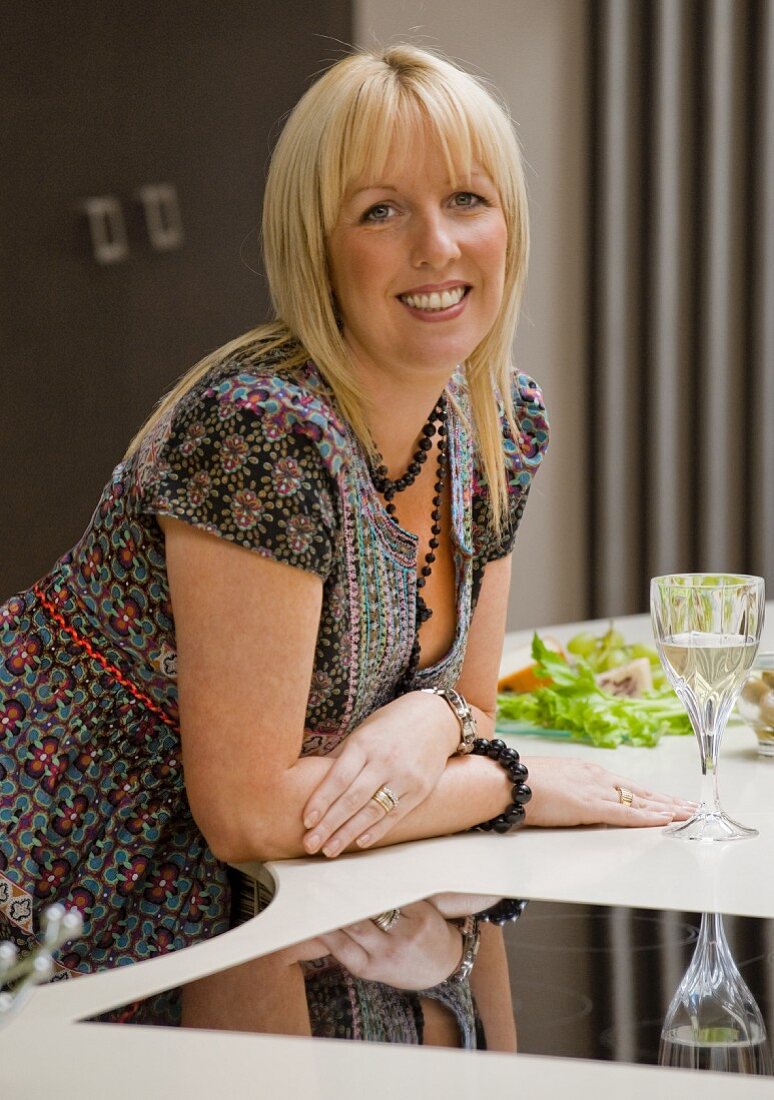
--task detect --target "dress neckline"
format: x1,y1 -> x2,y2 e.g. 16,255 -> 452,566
299,358 -> 475,680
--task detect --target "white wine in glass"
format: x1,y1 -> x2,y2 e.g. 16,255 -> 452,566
651,574 -> 765,841
659,911 -> 772,1075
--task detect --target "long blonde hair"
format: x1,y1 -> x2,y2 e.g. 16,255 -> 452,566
124,44 -> 530,529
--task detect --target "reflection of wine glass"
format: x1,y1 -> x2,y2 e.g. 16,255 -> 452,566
651,574 -> 765,841
659,912 -> 772,1075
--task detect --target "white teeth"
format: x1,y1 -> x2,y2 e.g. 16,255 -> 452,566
401,286 -> 466,311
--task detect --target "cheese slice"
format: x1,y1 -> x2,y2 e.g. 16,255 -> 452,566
498,636 -> 565,693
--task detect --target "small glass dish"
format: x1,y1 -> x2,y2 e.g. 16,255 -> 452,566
736,653 -> 774,757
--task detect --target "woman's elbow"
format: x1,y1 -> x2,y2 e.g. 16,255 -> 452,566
181,747 -> 324,863
187,793 -> 299,864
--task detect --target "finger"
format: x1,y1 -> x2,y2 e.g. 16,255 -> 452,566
628,793 -> 695,818
289,935 -> 330,962
604,804 -> 677,828
633,787 -> 696,809
607,781 -> 697,818
317,929 -> 371,973
320,791 -> 416,858
302,745 -> 368,830
340,919 -> 394,949
351,801 -> 413,851
304,769 -> 398,854
602,783 -> 697,824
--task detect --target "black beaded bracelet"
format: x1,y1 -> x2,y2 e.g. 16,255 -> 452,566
470,737 -> 531,834
475,898 -> 529,925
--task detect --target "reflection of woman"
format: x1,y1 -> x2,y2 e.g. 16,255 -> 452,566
239,898 -> 517,1051
0,45 -> 692,1028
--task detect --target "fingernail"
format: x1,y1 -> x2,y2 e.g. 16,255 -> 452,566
305,833 -> 321,853
323,839 -> 340,858
658,812 -> 674,818
304,810 -> 319,830
356,834 -> 371,848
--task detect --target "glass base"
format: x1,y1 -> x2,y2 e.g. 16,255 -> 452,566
665,810 -> 758,842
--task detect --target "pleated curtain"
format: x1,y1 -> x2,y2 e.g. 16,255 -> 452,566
589,0 -> 774,617
587,1 -> 774,1064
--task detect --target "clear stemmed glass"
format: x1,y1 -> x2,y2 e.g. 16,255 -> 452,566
658,911 -> 772,1074
651,573 -> 765,841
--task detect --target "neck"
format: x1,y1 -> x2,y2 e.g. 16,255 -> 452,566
351,364 -> 454,475
372,395 -> 447,474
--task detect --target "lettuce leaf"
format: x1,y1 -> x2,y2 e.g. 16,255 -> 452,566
496,634 -> 692,748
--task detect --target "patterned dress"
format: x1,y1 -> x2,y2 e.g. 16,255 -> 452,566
0,342 -> 548,1028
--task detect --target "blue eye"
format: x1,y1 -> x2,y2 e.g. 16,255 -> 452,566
363,203 -> 394,223
453,192 -> 486,208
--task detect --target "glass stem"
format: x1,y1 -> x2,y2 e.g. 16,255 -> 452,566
696,716 -> 724,815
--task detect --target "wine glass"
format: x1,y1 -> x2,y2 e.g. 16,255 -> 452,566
658,911 -> 772,1074
650,573 -> 765,841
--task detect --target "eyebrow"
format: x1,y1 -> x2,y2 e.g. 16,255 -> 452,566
347,172 -> 494,200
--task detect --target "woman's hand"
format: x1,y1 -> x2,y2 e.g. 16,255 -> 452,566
523,756 -> 697,827
302,692 -> 459,857
314,900 -> 463,990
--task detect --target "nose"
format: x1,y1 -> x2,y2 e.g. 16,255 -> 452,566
410,210 -> 461,269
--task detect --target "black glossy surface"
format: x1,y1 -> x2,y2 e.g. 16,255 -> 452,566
84,895 -> 774,1076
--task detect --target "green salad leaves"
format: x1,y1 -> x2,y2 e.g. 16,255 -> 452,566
496,635 -> 692,748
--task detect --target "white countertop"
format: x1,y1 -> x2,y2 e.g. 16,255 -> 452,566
3,607 -> 773,1097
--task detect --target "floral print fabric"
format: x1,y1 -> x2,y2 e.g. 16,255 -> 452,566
303,955 -> 483,1048
0,343 -> 548,1022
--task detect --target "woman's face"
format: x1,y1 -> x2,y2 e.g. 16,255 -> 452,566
327,130 -> 508,387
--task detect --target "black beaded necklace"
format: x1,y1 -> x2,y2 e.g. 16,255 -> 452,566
369,394 -> 448,681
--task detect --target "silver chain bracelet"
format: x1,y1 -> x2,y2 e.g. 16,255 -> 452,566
421,685 -> 477,755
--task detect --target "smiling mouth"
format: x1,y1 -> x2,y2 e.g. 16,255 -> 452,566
398,286 -> 469,312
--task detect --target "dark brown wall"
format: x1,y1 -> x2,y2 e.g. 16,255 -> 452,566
0,0 -> 352,598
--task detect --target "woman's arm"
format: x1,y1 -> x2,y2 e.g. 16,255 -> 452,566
164,518 -> 692,864
163,516 -> 513,863
299,554 -> 514,854
298,552 -> 694,856
469,923 -> 518,1053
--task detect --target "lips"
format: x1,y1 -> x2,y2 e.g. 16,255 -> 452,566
398,285 -> 469,312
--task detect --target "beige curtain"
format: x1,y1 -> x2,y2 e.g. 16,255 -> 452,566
589,0 -> 774,617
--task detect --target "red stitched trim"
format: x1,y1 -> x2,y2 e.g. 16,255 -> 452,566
33,582 -> 176,729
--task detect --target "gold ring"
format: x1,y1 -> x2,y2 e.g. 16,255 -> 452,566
371,785 -> 399,815
616,785 -> 634,806
372,908 -> 402,932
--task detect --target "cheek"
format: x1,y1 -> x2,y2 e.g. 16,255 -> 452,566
328,236 -> 385,305
332,251 -> 380,316
483,220 -> 508,279
462,217 -> 506,279
481,225 -> 508,306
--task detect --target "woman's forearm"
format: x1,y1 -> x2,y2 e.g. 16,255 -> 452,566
469,924 -> 518,1052
198,687 -> 505,863
363,753 -> 510,850
181,952 -> 312,1036
203,739 -> 511,864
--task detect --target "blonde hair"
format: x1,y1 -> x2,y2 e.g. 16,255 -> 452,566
124,44 -> 530,529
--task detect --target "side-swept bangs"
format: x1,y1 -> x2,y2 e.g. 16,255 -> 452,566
262,47 -> 529,458
309,50 -> 527,296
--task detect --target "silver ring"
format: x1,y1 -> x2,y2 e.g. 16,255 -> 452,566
371,785 -> 399,815
372,908 -> 402,933
616,785 -> 634,806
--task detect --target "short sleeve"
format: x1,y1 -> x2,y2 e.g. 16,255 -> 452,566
473,371 -> 549,565
136,370 -> 343,580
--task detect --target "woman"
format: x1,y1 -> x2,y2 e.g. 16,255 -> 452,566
0,45 -> 692,1030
